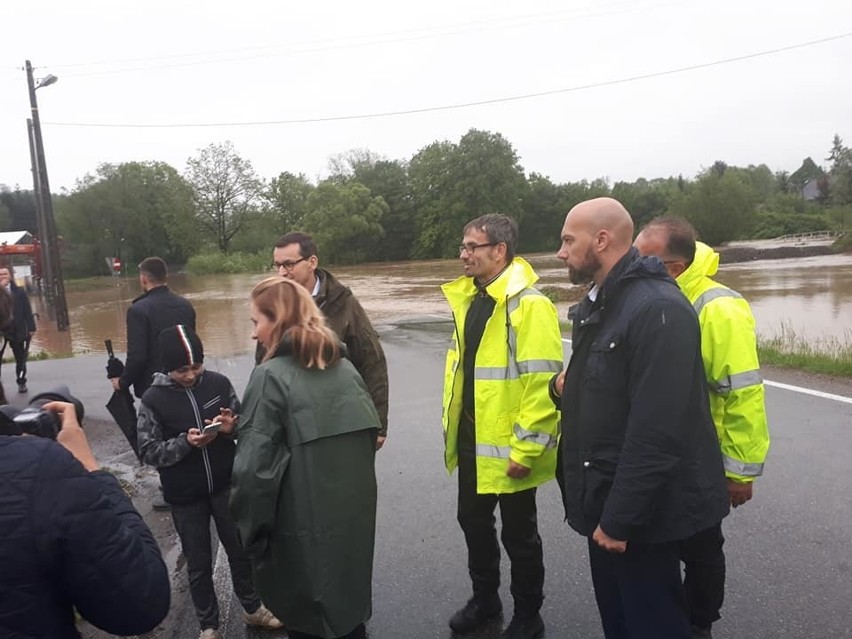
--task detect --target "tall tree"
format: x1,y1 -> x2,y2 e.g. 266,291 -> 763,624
669,170 -> 757,245
185,141 -> 263,253
301,181 -> 388,264
826,134 -> 852,205
265,171 -> 314,232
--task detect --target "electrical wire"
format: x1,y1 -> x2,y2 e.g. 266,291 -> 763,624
43,30 -> 851,129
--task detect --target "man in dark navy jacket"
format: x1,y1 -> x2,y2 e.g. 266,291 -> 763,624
0,264 -> 36,394
550,198 -> 729,639
0,400 -> 170,638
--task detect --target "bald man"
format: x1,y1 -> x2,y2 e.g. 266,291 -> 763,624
550,198 -> 729,639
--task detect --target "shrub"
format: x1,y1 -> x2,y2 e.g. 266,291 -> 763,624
185,250 -> 269,275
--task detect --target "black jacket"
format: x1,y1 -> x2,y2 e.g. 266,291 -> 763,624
138,371 -> 239,505
120,285 -> 196,398
557,248 -> 729,542
3,281 -> 36,342
0,435 -> 170,638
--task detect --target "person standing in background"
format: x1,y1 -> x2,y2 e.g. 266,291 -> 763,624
0,263 -> 36,394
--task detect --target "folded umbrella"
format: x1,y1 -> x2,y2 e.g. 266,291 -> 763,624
105,339 -> 142,463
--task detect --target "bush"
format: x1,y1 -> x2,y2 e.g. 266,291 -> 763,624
185,250 -> 269,275
749,213 -> 830,239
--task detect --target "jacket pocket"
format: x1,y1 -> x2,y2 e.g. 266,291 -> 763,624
583,333 -> 625,392
580,458 -> 617,529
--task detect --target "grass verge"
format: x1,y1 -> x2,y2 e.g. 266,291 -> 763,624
757,324 -> 852,377
185,250 -> 269,274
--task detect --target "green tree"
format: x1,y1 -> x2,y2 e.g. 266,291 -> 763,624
55,162 -> 197,276
185,141 -> 263,253
265,171 -> 314,232
409,129 -> 528,259
669,170 -> 757,245
301,181 -> 388,264
827,134 -> 852,205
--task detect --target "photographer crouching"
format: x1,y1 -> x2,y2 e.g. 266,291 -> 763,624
0,379 -> 171,637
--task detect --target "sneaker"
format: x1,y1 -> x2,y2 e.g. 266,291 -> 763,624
17,381 -> 27,394
244,604 -> 284,629
199,629 -> 222,639
502,612 -> 544,639
691,625 -> 713,639
449,594 -> 502,634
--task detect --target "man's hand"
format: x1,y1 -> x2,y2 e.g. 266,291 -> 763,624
553,371 -> 566,397
728,479 -> 754,508
376,435 -> 386,451
187,428 -> 217,448
109,377 -> 122,391
506,459 -> 531,479
208,408 -> 237,435
47,401 -> 99,472
592,525 -> 627,553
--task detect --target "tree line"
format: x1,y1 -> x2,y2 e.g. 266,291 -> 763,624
1,130 -> 850,277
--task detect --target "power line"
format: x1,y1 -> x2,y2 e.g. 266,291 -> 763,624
43,30 -> 852,130
52,0 -> 676,78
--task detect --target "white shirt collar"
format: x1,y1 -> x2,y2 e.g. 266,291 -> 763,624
587,284 -> 599,302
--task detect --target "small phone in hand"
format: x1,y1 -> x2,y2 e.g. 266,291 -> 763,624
201,420 -> 221,436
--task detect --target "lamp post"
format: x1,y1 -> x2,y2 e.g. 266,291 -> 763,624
25,60 -> 69,331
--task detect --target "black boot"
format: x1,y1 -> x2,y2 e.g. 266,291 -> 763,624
502,612 -> 544,639
449,594 -> 502,634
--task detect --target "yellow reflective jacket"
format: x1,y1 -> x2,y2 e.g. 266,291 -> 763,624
441,257 -> 563,494
676,242 -> 770,482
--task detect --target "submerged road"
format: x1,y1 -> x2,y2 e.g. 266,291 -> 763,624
14,319 -> 852,638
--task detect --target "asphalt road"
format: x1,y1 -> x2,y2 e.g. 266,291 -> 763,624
11,319 -> 852,639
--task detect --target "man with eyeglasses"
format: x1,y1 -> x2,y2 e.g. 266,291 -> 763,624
268,231 -> 389,449
634,216 -> 769,639
441,214 -> 562,639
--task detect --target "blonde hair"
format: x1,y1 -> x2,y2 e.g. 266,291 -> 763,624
250,277 -> 341,369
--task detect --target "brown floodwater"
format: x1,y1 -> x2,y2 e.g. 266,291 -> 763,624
24,252 -> 852,359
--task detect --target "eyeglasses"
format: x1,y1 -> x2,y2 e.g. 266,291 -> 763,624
272,257 -> 306,272
459,242 -> 496,255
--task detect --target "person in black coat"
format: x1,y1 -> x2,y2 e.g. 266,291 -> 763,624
550,198 -> 729,639
0,400 -> 170,638
109,256 -> 196,398
0,264 -> 36,394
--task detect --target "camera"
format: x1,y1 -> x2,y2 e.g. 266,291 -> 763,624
9,386 -> 85,439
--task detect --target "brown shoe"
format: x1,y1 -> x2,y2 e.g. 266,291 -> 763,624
243,604 -> 284,629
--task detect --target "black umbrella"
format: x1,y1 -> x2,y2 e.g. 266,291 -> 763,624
104,339 -> 142,463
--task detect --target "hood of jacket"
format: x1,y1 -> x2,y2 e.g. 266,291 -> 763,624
597,247 -> 673,301
676,241 -> 718,291
441,257 -> 539,308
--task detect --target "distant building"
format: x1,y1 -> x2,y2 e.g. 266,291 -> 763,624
801,178 -> 821,201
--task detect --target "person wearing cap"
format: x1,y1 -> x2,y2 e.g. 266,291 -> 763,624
136,325 -> 283,639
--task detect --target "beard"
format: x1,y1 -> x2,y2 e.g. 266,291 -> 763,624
567,246 -> 600,285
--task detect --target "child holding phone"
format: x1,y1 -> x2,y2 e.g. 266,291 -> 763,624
136,324 -> 283,639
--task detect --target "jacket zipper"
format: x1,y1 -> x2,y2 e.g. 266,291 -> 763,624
185,388 -> 214,494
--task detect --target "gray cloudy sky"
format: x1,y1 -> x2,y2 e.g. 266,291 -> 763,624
1,0 -> 850,192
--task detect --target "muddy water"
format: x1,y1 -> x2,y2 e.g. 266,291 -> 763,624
23,253 -> 852,359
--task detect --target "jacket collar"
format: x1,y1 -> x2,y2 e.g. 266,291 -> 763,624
442,257 -> 539,307
132,284 -> 169,304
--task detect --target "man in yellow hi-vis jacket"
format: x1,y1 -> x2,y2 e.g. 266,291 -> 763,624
635,216 -> 770,639
442,214 -> 562,639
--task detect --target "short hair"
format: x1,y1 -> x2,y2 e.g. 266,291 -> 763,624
251,277 -> 340,369
642,216 -> 697,265
138,257 -> 167,283
275,232 -> 318,259
463,214 -> 518,262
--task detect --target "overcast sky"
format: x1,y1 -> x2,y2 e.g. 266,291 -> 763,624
1,0 -> 850,193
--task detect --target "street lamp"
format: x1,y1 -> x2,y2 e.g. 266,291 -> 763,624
25,60 -> 69,332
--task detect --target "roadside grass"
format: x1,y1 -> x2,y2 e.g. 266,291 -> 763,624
185,250 -> 269,275
758,325 -> 852,377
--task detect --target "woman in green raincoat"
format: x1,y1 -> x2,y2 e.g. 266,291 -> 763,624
230,277 -> 379,639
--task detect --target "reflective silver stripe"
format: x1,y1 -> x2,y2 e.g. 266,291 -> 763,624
693,287 -> 743,315
517,359 -> 562,375
506,288 -> 546,361
723,455 -> 764,477
709,369 -> 763,395
476,444 -> 511,459
513,423 -> 558,449
476,359 -> 561,380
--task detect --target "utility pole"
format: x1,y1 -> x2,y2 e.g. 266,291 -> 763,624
26,59 -> 69,331
26,118 -> 55,320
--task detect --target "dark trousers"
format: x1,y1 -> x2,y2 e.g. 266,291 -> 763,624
288,623 -> 367,639
457,452 -> 544,616
170,488 -> 260,631
0,338 -> 28,384
681,522 -> 726,629
587,537 -> 690,639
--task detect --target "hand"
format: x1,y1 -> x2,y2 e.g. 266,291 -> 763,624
376,435 -> 386,451
187,428 -> 217,448
728,479 -> 754,508
47,401 -> 99,472
208,408 -> 237,434
592,525 -> 627,553
553,371 -> 565,397
110,377 -> 122,391
506,459 -> 531,479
